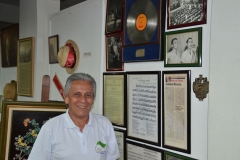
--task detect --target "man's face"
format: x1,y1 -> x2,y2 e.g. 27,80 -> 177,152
64,80 -> 94,121
172,39 -> 178,49
187,38 -> 193,49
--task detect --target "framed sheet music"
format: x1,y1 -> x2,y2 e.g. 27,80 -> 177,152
114,128 -> 126,160
162,70 -> 191,153
126,140 -> 163,159
103,72 -> 126,127
126,71 -> 161,146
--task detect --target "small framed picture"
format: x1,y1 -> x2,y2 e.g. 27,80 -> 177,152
164,27 -> 202,67
164,151 -> 196,160
48,35 -> 59,64
162,70 -> 191,153
106,33 -> 123,71
105,0 -> 124,34
114,128 -> 126,160
167,0 -> 207,29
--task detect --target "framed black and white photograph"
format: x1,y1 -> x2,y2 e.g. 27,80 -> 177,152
105,0 -> 124,34
162,70 -> 191,153
126,71 -> 161,146
114,128 -> 126,160
167,0 -> 207,29
164,27 -> 202,67
126,140 -> 163,159
106,33 -> 123,71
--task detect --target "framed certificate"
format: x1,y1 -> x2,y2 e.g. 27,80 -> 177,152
114,128 -> 126,160
103,72 -> 126,127
164,151 -> 196,160
162,70 -> 191,153
126,71 -> 161,146
126,140 -> 163,159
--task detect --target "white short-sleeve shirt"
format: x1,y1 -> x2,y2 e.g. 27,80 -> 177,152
28,110 -> 120,160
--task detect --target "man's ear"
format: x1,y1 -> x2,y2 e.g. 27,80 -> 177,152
63,94 -> 69,104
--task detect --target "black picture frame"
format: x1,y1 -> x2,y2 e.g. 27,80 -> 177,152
114,128 -> 126,160
103,72 -> 127,127
167,0 -> 207,29
162,70 -> 191,153
105,33 -> 124,71
126,71 -> 161,146
164,27 -> 202,67
164,151 -> 197,160
105,0 -> 124,34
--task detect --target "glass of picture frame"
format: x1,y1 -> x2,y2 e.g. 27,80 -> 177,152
126,71 -> 161,146
162,70 -> 191,153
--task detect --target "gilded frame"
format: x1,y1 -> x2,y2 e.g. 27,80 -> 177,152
48,35 -> 59,64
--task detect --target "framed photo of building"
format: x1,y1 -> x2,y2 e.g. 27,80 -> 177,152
1,23 -> 19,67
17,37 -> 34,97
126,71 -> 161,146
106,33 -> 123,71
0,101 -> 66,160
167,0 -> 207,29
105,0 -> 124,34
164,27 -> 202,67
48,35 -> 59,64
162,70 -> 191,153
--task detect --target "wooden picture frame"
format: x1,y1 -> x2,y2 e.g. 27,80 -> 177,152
17,37 -> 34,97
126,140 -> 163,159
105,0 -> 124,34
0,101 -> 66,160
162,70 -> 191,153
48,35 -> 59,64
1,23 -> 19,67
114,128 -> 126,160
164,151 -> 196,160
167,0 -> 207,29
126,71 -> 161,146
164,27 -> 202,67
106,33 -> 124,71
103,72 -> 126,127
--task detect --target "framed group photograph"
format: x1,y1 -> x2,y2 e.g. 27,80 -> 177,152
106,33 -> 123,71
1,23 -> 19,67
162,70 -> 191,153
164,27 -> 202,67
126,140 -> 163,159
105,0 -> 124,34
167,0 -> 207,29
103,72 -> 126,127
164,151 -> 196,160
126,71 -> 161,146
48,35 -> 59,64
17,37 -> 34,97
0,101 -> 66,160
114,128 -> 126,160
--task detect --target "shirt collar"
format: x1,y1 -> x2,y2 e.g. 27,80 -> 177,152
64,109 -> 93,128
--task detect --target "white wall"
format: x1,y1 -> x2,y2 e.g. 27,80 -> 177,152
208,0 -> 240,159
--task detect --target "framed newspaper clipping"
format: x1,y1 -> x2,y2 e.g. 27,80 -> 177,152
162,70 -> 191,153
126,71 -> 161,146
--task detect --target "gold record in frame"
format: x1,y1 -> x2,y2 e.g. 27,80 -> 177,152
17,37 -> 34,97
126,0 -> 158,44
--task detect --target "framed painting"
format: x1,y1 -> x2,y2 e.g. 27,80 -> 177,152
0,101 -> 66,160
106,33 -> 124,71
17,37 -> 34,97
1,23 -> 19,67
167,0 -> 207,29
105,0 -> 124,34
126,140 -> 163,159
164,27 -> 202,67
162,70 -> 191,153
126,71 -> 161,146
48,35 -> 59,64
164,151 -> 196,160
103,72 -> 126,127
114,128 -> 126,160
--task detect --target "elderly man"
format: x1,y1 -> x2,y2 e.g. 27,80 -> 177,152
29,73 -> 120,160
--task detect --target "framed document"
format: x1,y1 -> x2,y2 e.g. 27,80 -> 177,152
162,70 -> 191,153
126,140 -> 163,160
114,128 -> 126,160
17,37 -> 34,97
48,35 -> 59,64
103,72 -> 126,127
126,71 -> 161,146
0,101 -> 66,160
164,27 -> 202,67
164,151 -> 196,160
167,0 -> 207,29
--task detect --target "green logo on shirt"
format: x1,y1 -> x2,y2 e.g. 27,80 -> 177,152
95,141 -> 106,154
